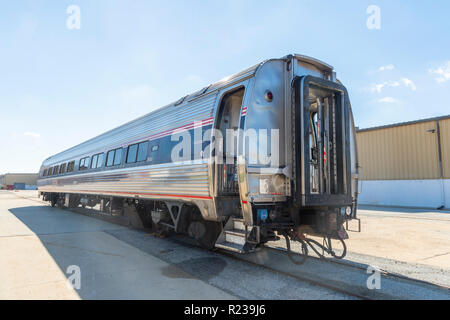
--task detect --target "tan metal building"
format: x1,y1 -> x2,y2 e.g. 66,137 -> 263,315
356,115 -> 450,209
0,173 -> 38,190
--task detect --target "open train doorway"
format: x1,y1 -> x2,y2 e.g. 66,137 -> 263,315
214,87 -> 245,196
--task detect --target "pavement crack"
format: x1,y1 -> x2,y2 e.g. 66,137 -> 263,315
419,251 -> 450,261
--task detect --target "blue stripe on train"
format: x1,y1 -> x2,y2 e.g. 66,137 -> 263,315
149,124 -> 213,165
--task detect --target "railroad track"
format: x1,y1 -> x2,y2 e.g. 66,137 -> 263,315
161,232 -> 449,300
214,243 -> 450,300
158,234 -> 368,299
274,244 -> 450,290
216,245 -> 372,300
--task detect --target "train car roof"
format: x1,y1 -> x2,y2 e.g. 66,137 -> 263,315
41,54 -> 332,167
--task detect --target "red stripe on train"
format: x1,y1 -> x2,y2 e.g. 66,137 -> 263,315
74,189 -> 213,200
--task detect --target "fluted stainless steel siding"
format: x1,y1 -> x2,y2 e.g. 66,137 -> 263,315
38,161 -> 211,199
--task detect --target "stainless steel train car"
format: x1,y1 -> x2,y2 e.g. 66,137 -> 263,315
38,54 -> 359,260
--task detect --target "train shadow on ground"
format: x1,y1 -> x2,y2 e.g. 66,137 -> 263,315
7,205 -> 231,299
7,205 -> 157,299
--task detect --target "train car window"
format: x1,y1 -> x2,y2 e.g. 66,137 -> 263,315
106,150 -> 115,167
67,161 -> 75,173
90,153 -> 104,169
43,169 -> 48,177
126,144 -> 138,163
106,148 -> 122,167
60,163 -> 66,174
97,153 -> 104,168
151,145 -> 159,152
113,148 -> 123,165
48,167 -> 52,176
91,154 -> 99,169
79,157 -> 90,171
137,141 -> 149,162
53,165 -> 59,175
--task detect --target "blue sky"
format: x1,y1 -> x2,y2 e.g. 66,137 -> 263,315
1,0 -> 449,173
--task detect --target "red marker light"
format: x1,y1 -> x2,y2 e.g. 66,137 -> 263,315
264,90 -> 273,102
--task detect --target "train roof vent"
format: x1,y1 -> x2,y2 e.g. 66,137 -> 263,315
174,95 -> 188,106
187,84 -> 212,102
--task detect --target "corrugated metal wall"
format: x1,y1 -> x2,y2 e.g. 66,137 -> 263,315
1,174 -> 38,186
356,117 -> 450,180
439,118 -> 450,179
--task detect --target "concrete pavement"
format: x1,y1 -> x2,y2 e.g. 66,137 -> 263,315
0,191 -> 235,299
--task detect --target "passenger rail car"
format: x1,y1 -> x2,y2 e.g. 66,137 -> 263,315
38,54 -> 359,260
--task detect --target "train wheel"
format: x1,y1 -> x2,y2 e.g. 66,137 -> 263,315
187,209 -> 221,250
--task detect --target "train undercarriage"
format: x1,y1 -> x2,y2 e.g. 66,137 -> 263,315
41,191 -> 358,264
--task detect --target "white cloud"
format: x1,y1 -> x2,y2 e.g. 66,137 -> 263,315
401,78 -> 416,91
372,83 -> 387,93
379,64 -> 395,71
371,78 -> 416,93
23,131 -> 41,139
378,97 -> 399,104
429,61 -> 450,83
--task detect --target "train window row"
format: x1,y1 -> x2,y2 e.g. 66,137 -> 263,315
42,140 -> 156,177
43,160 -> 75,177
